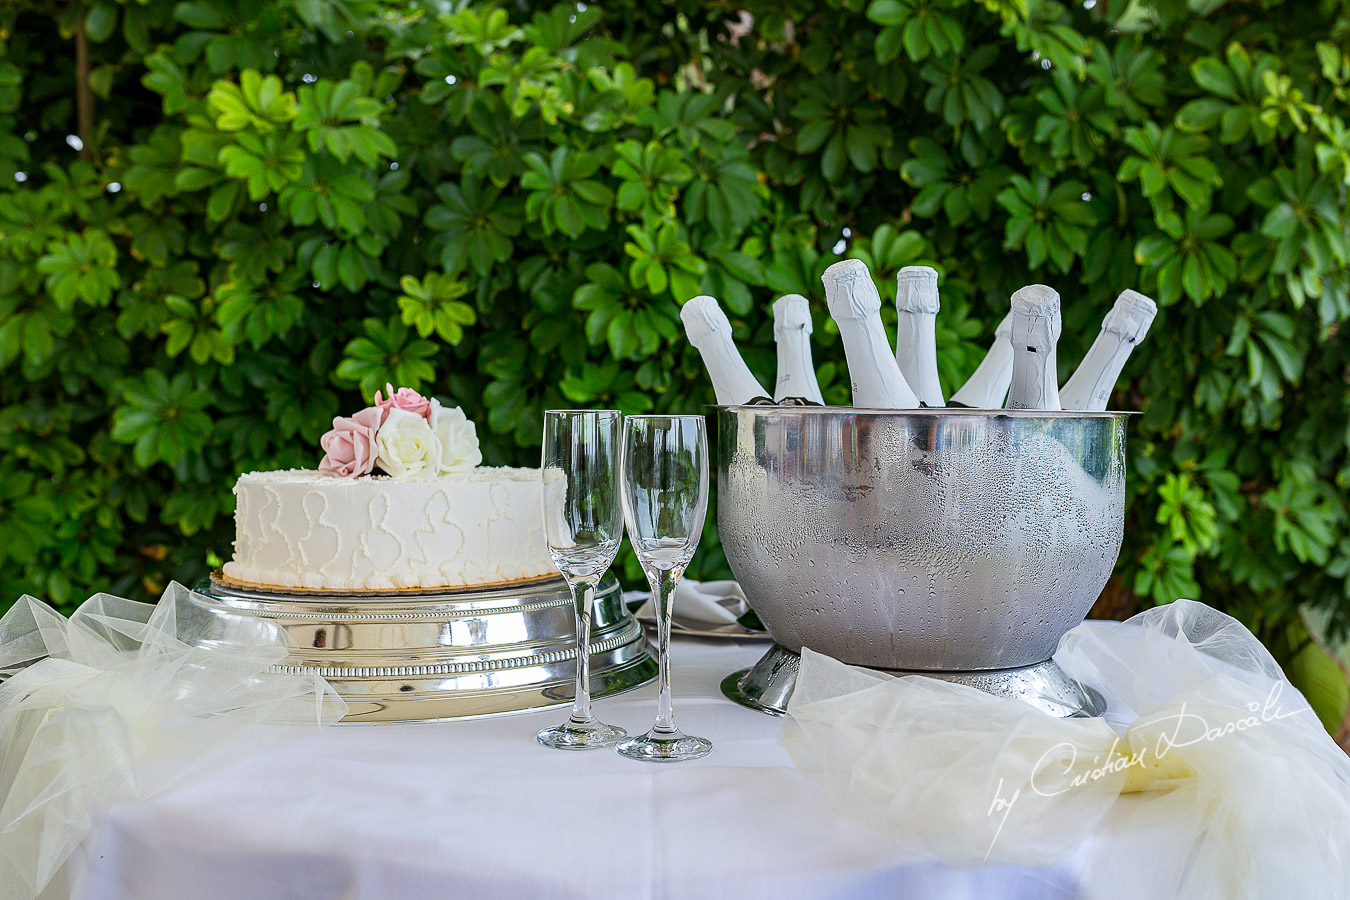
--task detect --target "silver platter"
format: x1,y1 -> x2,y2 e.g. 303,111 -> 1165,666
190,573 -> 657,724
722,643 -> 1106,719
631,609 -> 774,641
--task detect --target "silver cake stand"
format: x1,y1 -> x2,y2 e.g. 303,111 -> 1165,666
191,573 -> 657,723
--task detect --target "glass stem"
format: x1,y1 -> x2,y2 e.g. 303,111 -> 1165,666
568,576 -> 598,725
651,566 -> 681,734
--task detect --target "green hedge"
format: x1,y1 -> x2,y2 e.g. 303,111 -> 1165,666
1,0 -> 1348,692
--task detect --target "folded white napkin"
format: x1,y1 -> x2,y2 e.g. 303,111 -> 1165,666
781,599 -> 1350,899
0,583 -> 345,899
627,579 -> 750,628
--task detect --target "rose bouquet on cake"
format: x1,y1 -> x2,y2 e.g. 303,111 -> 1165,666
318,384 -> 482,479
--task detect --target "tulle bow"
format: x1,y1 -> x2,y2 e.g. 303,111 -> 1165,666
782,599 -> 1350,899
0,583 -> 345,898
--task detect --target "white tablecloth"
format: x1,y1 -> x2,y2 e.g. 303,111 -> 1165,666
69,639 -> 1095,900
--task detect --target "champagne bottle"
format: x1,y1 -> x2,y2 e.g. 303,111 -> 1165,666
1005,284 -> 1062,411
893,265 -> 945,407
822,259 -> 920,409
948,311 -> 1014,409
680,295 -> 772,405
1059,289 -> 1157,411
772,294 -> 825,405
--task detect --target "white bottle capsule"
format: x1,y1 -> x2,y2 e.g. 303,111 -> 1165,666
680,295 -> 771,405
949,311 -> 1014,409
1006,285 -> 1062,411
1059,289 -> 1157,411
822,259 -> 920,409
893,266 -> 945,407
772,294 -> 825,405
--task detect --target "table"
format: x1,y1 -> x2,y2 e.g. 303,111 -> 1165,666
69,639 -> 1090,900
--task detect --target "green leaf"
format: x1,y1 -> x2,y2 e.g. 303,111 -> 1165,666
1192,57 -> 1240,100
397,272 -> 475,345
84,2 -> 119,44
338,317 -> 439,399
1287,631 -> 1350,733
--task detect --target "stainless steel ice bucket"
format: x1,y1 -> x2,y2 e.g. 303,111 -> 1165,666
716,406 -> 1128,671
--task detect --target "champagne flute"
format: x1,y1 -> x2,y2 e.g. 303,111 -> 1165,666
616,414 -> 712,762
536,410 -> 627,750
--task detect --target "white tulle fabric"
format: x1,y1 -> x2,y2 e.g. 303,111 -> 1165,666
781,599 -> 1350,899
0,582 -> 346,899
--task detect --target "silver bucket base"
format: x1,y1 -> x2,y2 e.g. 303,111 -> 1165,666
722,643 -> 1106,719
191,573 -> 657,724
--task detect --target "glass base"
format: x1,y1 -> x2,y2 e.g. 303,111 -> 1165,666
536,718 -> 627,750
615,729 -> 712,763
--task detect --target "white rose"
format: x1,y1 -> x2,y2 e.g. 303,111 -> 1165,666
374,408 -> 442,479
429,398 -> 483,473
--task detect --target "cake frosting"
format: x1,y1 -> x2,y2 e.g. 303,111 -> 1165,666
221,383 -> 554,591
222,467 -> 553,591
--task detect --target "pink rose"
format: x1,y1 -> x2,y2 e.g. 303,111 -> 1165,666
373,383 -> 431,418
318,406 -> 386,478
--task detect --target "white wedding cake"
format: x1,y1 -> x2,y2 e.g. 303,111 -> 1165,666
221,385 -> 553,591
